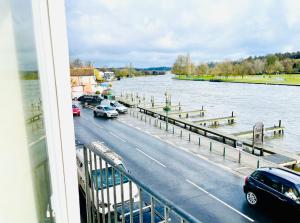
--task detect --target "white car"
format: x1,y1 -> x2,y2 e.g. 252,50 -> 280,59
93,105 -> 118,118
76,142 -> 139,216
109,101 -> 128,114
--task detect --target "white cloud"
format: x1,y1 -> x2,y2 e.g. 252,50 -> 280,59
66,0 -> 300,67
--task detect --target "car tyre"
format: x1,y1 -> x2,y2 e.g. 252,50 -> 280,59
104,113 -> 108,118
93,111 -> 97,117
246,191 -> 259,206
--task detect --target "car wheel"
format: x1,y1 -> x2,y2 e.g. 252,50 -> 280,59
93,111 -> 97,117
246,191 -> 258,206
104,113 -> 108,118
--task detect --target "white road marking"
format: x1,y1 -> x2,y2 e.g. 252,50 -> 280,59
136,148 -> 166,168
109,132 -> 127,142
29,135 -> 46,147
186,179 -> 254,222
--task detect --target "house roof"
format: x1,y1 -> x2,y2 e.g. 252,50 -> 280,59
70,68 -> 94,76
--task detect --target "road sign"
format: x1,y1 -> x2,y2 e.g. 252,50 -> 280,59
253,122 -> 264,145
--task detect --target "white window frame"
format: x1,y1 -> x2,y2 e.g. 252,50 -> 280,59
32,0 -> 80,223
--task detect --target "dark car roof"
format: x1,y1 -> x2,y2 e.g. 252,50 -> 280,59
258,167 -> 300,184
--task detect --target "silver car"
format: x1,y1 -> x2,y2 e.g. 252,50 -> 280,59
93,105 -> 118,118
109,101 -> 128,113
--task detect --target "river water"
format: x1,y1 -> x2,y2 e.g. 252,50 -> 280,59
113,74 -> 300,154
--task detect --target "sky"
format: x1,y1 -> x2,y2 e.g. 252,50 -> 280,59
65,0 -> 300,68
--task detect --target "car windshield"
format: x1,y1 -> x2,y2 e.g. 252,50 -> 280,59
296,185 -> 300,195
114,102 -> 122,107
103,106 -> 113,111
91,164 -> 129,189
72,105 -> 78,108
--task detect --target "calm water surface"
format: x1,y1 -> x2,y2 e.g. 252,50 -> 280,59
113,74 -> 300,154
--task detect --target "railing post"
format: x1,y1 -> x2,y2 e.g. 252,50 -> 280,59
138,187 -> 143,223
83,146 -> 91,223
150,196 -> 155,223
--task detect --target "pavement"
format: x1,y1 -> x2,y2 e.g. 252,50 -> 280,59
74,107 -> 296,223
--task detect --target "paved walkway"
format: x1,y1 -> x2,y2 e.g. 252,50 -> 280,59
118,108 -> 275,177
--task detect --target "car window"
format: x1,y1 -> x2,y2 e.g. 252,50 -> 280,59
91,165 -> 129,189
72,105 -> 78,108
252,171 -> 272,186
269,178 -> 282,192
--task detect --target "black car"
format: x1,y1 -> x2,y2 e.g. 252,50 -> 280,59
244,167 -> 300,212
77,94 -> 103,105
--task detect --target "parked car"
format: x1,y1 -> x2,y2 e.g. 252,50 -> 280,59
78,94 -> 103,105
72,104 -> 80,116
108,101 -> 128,114
244,167 -> 300,212
93,105 -> 118,118
76,142 -> 139,217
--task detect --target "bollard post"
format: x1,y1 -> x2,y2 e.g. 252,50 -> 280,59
238,150 -> 241,163
223,147 -> 226,157
189,133 -> 191,142
257,159 -> 260,168
160,122 -> 161,129
198,137 -> 201,146
180,130 -> 182,138
210,142 -> 212,151
145,116 -> 147,123
149,118 -> 151,125
172,126 -> 174,134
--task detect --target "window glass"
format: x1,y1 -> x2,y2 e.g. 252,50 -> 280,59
11,0 -> 55,222
91,165 -> 129,189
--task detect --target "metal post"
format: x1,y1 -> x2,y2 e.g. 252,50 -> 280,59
210,142 -> 212,151
121,173 -> 125,223
150,196 -> 155,223
160,122 -> 162,129
112,168 -> 117,223
164,207 -> 169,223
189,133 -> 191,142
138,187 -> 143,223
83,147 -> 91,223
93,154 -> 100,223
99,159 -> 106,223
180,130 -> 182,138
88,150 -> 96,223
198,137 -> 201,146
223,147 -> 226,157
105,162 -> 111,223
238,150 -> 241,163
129,181 -> 133,223
257,159 -> 260,168
173,126 -> 175,134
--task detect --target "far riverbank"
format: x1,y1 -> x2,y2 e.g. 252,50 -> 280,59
174,74 -> 300,86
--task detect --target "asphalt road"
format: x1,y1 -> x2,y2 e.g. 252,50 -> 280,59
74,108 -> 293,223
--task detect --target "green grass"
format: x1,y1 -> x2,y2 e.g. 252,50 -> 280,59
20,71 -> 39,80
174,74 -> 300,86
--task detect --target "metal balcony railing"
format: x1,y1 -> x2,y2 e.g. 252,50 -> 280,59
82,143 -> 201,223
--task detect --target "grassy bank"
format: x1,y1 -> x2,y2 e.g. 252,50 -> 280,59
174,74 -> 300,86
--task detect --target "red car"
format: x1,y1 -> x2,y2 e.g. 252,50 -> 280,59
72,104 -> 80,116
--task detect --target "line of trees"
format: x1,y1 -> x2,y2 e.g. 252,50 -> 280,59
172,52 -> 300,77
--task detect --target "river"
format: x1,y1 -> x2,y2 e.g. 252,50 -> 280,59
113,73 -> 300,154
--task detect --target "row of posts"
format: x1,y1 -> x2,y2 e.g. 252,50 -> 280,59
129,108 -> 263,168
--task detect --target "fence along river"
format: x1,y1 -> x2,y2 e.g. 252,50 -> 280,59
113,73 -> 300,155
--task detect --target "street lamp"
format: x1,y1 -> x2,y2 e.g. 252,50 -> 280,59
163,90 -> 171,131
